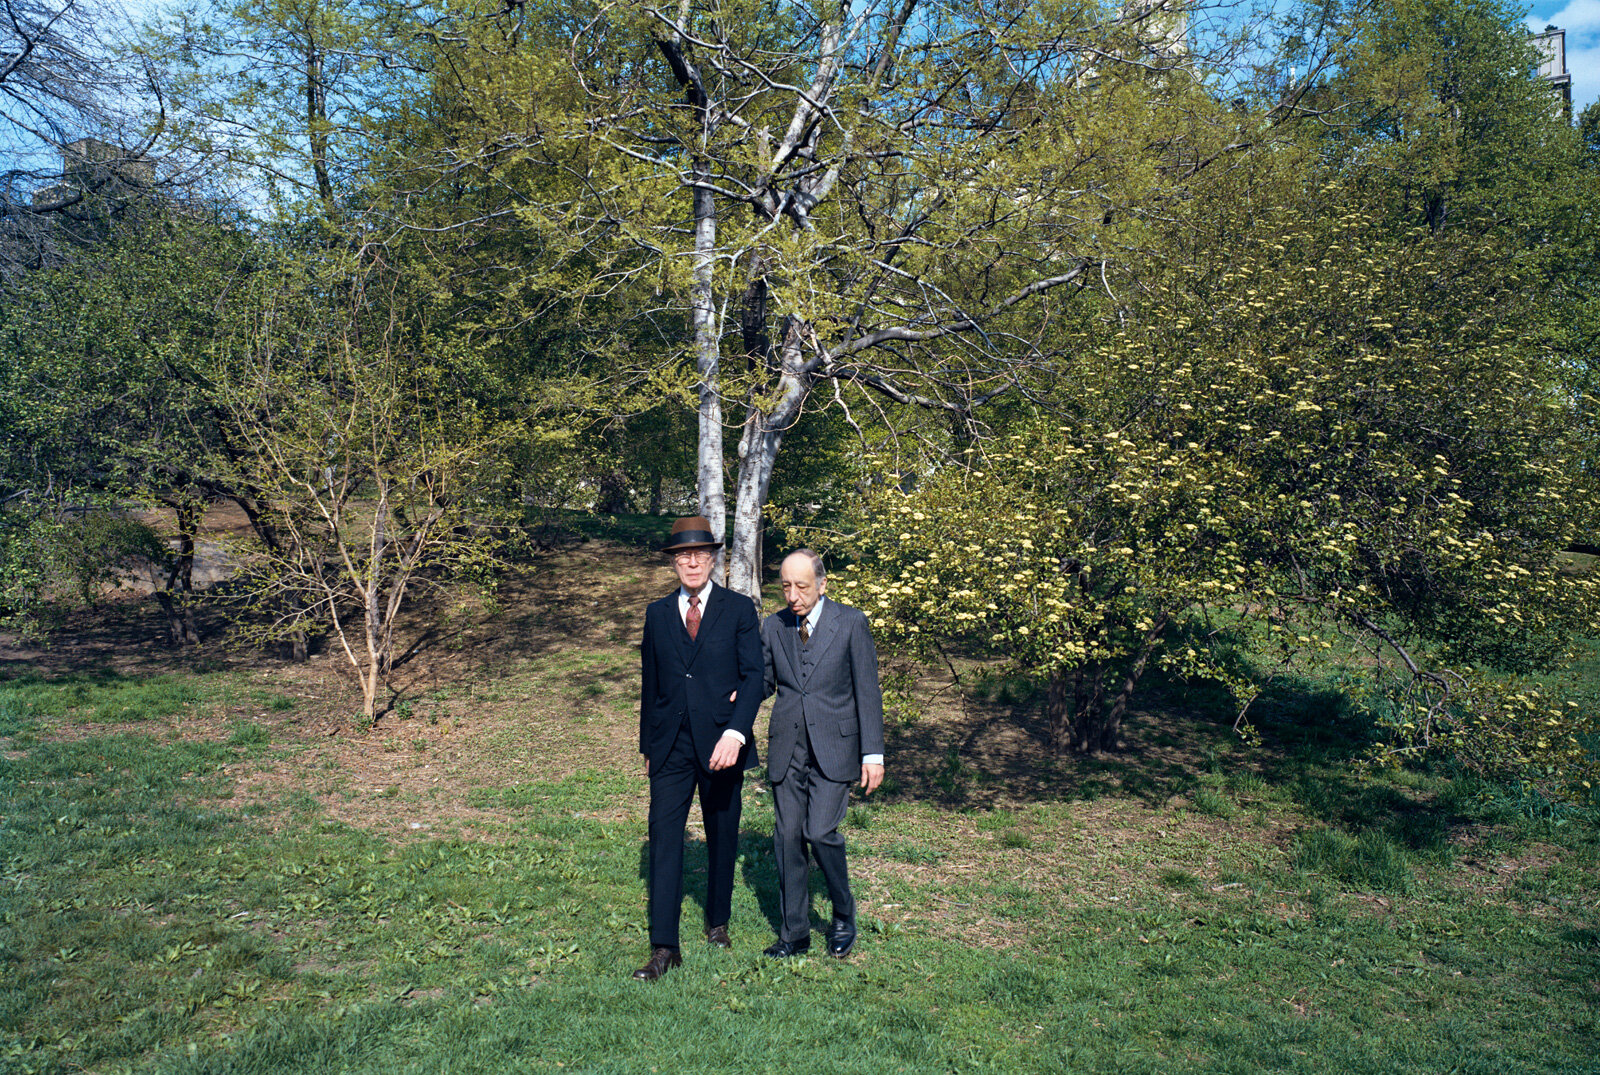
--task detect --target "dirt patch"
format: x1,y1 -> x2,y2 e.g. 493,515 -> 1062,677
3,525 -> 1251,855
0,531 -> 1440,918
1,527 -> 673,839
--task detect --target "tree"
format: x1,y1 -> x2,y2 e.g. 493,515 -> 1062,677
154,0 -> 434,221
0,208 -> 260,644
1580,101 -> 1600,171
1288,0 -> 1594,249
1288,0 -> 1599,541
427,0 -> 1313,597
834,195 -> 1600,799
203,242 -> 514,719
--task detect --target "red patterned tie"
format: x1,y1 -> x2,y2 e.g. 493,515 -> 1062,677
686,593 -> 701,641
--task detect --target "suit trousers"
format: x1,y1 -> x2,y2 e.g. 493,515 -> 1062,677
647,719 -> 743,949
772,727 -> 855,943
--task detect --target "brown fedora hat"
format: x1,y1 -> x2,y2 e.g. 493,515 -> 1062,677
661,516 -> 723,553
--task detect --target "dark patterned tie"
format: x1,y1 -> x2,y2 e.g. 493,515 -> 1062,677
799,617 -> 809,646
686,593 -> 701,641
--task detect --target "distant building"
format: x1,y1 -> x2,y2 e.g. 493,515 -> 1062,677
30,138 -> 155,214
61,138 -> 156,189
1124,0 -> 1189,61
1,138 -> 162,276
1531,26 -> 1572,121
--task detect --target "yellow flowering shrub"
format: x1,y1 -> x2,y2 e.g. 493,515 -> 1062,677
830,209 -> 1600,799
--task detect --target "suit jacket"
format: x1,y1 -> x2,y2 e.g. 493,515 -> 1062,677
762,599 -> 885,784
640,582 -> 764,773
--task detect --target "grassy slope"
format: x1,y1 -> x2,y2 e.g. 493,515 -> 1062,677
0,540 -> 1596,1075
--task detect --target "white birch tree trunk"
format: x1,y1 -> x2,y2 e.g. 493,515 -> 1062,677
691,169 -> 726,555
726,319 -> 811,598
627,0 -> 1126,597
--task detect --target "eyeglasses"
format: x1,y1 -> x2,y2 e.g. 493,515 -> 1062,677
672,549 -> 714,564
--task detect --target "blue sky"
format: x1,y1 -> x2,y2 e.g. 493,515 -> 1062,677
108,0 -> 1595,115
1525,2 -> 1600,111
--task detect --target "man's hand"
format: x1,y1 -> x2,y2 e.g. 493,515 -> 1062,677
708,733 -> 742,771
643,755 -> 650,777
859,762 -> 884,795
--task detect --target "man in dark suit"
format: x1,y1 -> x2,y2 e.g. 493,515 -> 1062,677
761,548 -> 885,959
634,516 -> 763,981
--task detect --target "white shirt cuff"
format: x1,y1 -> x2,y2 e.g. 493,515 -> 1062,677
720,729 -> 746,745
862,754 -> 884,766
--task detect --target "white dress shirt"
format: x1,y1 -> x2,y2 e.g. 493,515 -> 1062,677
677,579 -> 715,627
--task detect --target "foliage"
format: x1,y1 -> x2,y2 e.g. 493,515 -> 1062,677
0,508 -> 166,638
155,0 -> 433,218
1293,0 -> 1589,240
0,209 -> 259,643
1580,102 -> 1600,172
832,200 -> 1600,798
202,241 -> 517,718
0,211 -> 255,490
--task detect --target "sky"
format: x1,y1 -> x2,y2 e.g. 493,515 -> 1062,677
1526,1 -> 1600,113
103,1 -> 1598,115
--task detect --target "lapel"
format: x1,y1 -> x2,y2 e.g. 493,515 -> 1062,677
800,600 -> 840,684
778,607 -> 801,683
661,591 -> 691,668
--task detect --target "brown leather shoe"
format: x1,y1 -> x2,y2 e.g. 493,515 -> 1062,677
705,924 -> 731,949
631,947 -> 681,981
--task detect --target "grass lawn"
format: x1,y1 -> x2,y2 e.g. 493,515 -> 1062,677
1,541 -> 1596,1074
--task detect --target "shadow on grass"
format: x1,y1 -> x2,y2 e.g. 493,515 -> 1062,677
625,819 -> 850,942
876,658 -> 1493,860
872,664 -> 1236,811
1242,676 -> 1490,856
521,510 -> 676,551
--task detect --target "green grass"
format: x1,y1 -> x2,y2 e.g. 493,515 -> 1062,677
1190,786 -> 1240,818
0,670 -> 215,732
3,666 -> 1598,1074
1292,828 -> 1415,892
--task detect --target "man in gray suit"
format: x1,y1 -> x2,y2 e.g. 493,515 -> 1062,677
761,549 -> 885,959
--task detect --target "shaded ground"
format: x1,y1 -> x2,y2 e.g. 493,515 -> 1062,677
5,520 -> 1598,1075
0,521 -> 1228,844
1,516 -> 1583,942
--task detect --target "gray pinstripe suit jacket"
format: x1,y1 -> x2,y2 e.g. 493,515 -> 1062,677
761,599 -> 884,784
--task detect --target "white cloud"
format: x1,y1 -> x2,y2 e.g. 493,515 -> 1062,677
1527,2 -> 1600,112
1529,0 -> 1600,34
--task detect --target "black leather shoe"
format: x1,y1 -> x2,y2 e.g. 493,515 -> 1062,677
826,917 -> 857,958
631,947 -> 681,980
705,924 -> 731,949
763,937 -> 810,958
